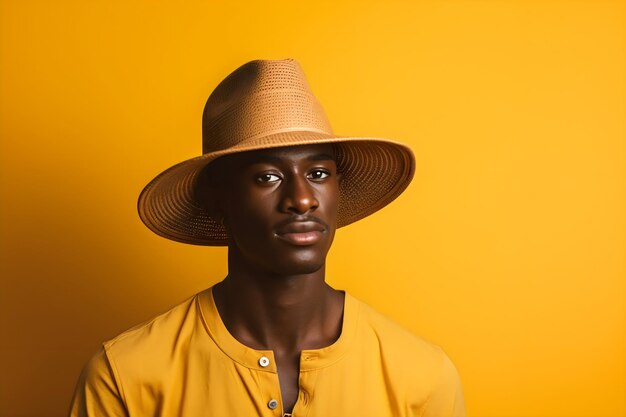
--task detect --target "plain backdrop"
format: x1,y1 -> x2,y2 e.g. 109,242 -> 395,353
1,1 -> 624,416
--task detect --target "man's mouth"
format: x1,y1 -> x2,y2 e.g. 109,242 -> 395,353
275,220 -> 326,246
277,230 -> 324,245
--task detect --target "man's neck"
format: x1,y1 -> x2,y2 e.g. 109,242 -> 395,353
212,254 -> 344,356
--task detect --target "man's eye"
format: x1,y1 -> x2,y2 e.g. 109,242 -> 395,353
257,173 -> 281,183
307,170 -> 330,180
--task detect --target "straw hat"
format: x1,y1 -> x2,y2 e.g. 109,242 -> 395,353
138,59 -> 415,245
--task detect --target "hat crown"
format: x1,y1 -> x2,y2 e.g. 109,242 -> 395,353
202,59 -> 333,154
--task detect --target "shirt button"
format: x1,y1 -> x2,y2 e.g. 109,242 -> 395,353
267,399 -> 278,409
259,356 -> 270,367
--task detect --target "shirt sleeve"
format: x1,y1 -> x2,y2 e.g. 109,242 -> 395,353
68,347 -> 128,417
420,353 -> 466,417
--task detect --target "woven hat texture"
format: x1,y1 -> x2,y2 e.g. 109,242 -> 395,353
138,59 -> 416,245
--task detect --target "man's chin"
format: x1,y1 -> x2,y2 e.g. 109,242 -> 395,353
269,259 -> 326,277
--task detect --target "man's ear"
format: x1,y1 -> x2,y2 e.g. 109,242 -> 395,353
194,170 -> 224,220
204,194 -> 224,221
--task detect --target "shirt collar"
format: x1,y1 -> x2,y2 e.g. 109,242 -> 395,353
197,286 -> 359,372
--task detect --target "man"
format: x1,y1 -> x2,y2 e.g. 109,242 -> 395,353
70,59 -> 465,417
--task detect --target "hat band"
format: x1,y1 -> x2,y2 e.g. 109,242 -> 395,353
202,89 -> 333,154
237,127 -> 330,146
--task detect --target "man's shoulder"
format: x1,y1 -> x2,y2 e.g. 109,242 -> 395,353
70,290 -> 215,415
349,295 -> 464,410
355,296 -> 440,347
351,295 -> 451,372
102,291 -> 204,362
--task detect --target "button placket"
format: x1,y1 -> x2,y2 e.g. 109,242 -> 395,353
291,366 -> 318,417
252,353 -> 282,416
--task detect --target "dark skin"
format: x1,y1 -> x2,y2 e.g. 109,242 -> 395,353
203,144 -> 345,414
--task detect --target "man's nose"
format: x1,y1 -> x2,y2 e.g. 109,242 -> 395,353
280,176 -> 319,214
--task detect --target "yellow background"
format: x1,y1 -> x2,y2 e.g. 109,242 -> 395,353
1,1 -> 624,416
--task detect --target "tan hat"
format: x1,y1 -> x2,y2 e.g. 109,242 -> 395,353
138,59 -> 415,245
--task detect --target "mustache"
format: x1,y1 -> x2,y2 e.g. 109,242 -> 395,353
274,215 -> 329,231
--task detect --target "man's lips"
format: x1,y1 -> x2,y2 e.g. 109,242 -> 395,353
275,219 -> 327,246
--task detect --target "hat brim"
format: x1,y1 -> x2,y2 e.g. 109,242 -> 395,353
138,131 -> 415,246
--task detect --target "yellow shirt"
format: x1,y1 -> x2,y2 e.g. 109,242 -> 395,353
70,288 -> 465,417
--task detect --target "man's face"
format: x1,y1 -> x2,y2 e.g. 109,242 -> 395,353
209,144 -> 340,276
